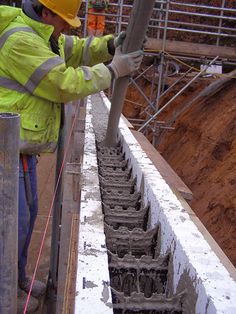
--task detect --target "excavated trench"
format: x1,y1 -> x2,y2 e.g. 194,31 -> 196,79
95,142 -> 185,313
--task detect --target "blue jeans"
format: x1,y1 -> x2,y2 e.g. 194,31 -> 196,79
18,155 -> 38,282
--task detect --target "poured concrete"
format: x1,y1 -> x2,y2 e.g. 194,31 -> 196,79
74,92 -> 236,314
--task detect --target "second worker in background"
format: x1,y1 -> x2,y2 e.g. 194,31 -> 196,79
87,0 -> 109,36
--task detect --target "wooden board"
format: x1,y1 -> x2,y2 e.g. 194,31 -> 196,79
56,103 -> 84,314
146,38 -> 236,61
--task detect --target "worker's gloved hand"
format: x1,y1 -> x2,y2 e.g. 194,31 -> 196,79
114,31 -> 126,48
107,31 -> 126,55
107,32 -> 147,55
107,46 -> 143,79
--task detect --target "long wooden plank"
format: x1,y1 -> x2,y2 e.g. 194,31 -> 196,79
56,103 -> 84,314
132,130 -> 192,201
62,213 -> 79,314
146,38 -> 236,61
56,164 -> 80,314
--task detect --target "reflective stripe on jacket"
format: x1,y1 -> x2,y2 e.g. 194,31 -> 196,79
0,6 -> 113,154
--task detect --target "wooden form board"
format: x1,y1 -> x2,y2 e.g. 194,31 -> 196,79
131,130 -> 193,201
146,38 -> 236,61
56,104 -> 84,314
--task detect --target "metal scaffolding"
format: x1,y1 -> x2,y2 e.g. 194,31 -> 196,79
81,0 -> 236,43
81,0 -> 236,146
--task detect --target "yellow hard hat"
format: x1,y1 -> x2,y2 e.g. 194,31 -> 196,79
39,0 -> 82,27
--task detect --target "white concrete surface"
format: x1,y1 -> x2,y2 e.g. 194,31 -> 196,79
74,96 -> 113,314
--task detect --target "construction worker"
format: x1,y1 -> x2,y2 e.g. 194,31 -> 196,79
87,0 -> 109,36
0,0 -> 143,312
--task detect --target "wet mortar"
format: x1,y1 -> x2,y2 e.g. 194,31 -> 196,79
91,94 -> 186,313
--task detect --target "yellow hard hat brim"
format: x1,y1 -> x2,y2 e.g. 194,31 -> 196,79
39,0 -> 82,28
63,16 -> 81,28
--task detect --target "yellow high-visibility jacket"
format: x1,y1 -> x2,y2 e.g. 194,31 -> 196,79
0,6 -> 113,154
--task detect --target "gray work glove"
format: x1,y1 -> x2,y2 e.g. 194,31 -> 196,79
107,46 -> 143,79
114,31 -> 126,48
107,31 -> 126,55
108,32 -> 147,55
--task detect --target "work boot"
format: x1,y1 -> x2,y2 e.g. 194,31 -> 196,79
18,288 -> 39,314
19,277 -> 46,298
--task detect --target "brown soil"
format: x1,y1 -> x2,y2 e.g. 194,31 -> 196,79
124,73 -> 236,267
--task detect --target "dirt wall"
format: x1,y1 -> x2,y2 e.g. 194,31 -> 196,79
124,77 -> 236,267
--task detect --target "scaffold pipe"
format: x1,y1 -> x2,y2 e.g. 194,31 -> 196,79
0,113 -> 20,314
104,0 -> 156,147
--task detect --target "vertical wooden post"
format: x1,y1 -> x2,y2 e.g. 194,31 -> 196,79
47,105 -> 66,313
47,103 -> 74,313
0,113 -> 20,314
104,0 -> 156,147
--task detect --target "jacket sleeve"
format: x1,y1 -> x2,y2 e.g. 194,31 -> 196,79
5,32 -> 112,103
60,34 -> 114,68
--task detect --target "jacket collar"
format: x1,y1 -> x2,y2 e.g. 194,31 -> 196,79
20,10 -> 54,44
